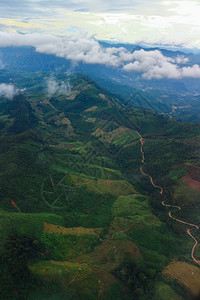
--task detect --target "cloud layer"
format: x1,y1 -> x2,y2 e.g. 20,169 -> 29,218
0,83 -> 18,99
123,49 -> 200,79
0,32 -> 135,67
46,76 -> 71,96
0,0 -> 166,16
1,32 -> 200,80
1,1 -> 200,49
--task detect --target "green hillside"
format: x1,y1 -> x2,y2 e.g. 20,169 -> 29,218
0,72 -> 200,299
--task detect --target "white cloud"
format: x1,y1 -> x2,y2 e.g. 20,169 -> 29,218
0,83 -> 18,99
46,76 -> 59,96
1,0 -> 200,49
46,76 -> 71,96
123,49 -> 200,79
0,32 -> 200,80
175,55 -> 189,64
0,32 -> 134,67
34,34 -> 133,67
182,64 -> 200,78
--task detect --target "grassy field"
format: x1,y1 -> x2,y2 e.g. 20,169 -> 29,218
163,261 -> 200,298
43,222 -> 102,236
69,174 -> 136,195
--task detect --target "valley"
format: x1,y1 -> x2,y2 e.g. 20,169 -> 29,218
0,71 -> 199,299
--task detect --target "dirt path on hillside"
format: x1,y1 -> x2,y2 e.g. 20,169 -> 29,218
134,130 -> 200,265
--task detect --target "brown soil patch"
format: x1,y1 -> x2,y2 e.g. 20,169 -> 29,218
88,239 -> 140,268
84,106 -> 97,112
91,128 -> 105,136
61,117 -> 71,125
56,117 -> 71,126
82,84 -> 92,90
91,126 -> 130,143
66,90 -> 81,100
182,176 -> 200,191
98,93 -> 113,105
86,117 -> 96,123
163,261 -> 200,297
110,126 -> 127,135
180,164 -> 200,191
172,163 -> 200,191
43,222 -> 102,236
186,165 -> 200,182
98,93 -> 106,100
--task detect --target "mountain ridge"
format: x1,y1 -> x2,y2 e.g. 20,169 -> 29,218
0,72 -> 200,299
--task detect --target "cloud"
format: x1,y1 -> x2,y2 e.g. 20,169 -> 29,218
0,32 -> 200,80
182,64 -> 200,78
0,83 -> 18,99
34,35 -> 133,67
123,49 -> 200,79
46,76 -> 71,96
1,0 -> 200,50
0,32 -> 134,67
46,77 -> 58,96
1,0 -> 196,17
175,55 -> 189,64
0,0 -> 162,17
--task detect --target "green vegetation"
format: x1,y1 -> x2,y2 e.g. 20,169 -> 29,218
113,257 -> 159,299
40,233 -> 98,260
0,72 -> 199,299
112,195 -> 161,226
153,282 -> 181,300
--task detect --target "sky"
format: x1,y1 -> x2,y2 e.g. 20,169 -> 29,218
1,1 -> 200,80
0,0 -> 200,48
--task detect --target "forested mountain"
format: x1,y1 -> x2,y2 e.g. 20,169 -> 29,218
1,44 -> 200,123
0,71 -> 200,299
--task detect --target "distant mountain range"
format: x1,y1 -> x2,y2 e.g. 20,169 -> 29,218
0,42 -> 200,122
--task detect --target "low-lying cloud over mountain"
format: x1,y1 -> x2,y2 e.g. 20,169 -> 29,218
0,32 -> 132,67
1,32 -> 200,80
46,76 -> 71,96
123,49 -> 200,79
0,83 -> 18,99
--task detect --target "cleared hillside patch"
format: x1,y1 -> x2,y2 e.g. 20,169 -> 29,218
43,222 -> 102,236
70,174 -> 136,196
163,261 -> 200,297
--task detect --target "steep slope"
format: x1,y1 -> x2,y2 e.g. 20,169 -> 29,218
0,72 -> 199,299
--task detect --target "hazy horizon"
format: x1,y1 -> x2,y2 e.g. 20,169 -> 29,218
0,0 -> 200,48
